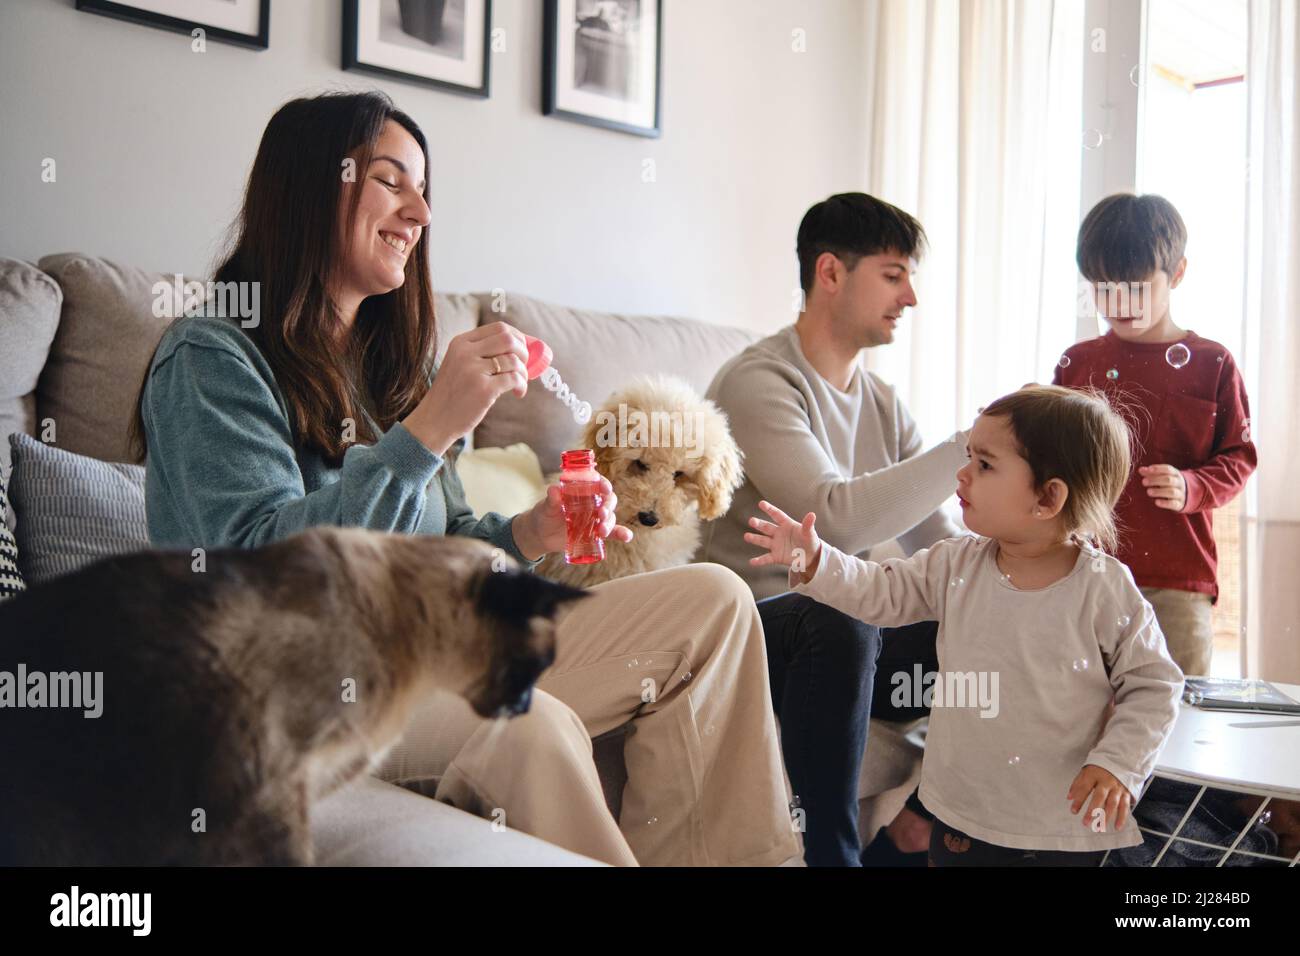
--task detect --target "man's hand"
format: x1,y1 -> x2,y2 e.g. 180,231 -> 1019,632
1067,764 -> 1132,833
1139,464 -> 1187,511
745,499 -> 823,584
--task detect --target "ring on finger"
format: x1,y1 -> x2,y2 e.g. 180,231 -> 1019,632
491,355 -> 503,375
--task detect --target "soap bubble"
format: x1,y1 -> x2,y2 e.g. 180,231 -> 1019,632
1117,615 -> 1131,629
1165,343 -> 1191,368
1242,418 -> 1252,442
1259,810 -> 1272,826
1129,64 -> 1141,86
950,576 -> 964,588
1082,129 -> 1104,150
1106,368 -> 1119,380
1007,755 -> 1021,767
1058,354 -> 1071,369
1072,658 -> 1090,672
681,671 -> 692,683
646,816 -> 658,825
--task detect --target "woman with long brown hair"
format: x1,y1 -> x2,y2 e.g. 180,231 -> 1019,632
128,90 -> 796,866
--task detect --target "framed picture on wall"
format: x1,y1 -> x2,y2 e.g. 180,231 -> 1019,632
343,0 -> 492,98
75,0 -> 270,50
544,0 -> 662,138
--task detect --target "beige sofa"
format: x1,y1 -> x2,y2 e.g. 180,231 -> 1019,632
0,253 -> 925,865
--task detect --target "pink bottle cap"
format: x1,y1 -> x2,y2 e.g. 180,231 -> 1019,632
524,334 -> 553,380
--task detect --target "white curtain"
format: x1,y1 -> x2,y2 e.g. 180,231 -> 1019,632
1243,0 -> 1300,682
860,0 -> 1086,445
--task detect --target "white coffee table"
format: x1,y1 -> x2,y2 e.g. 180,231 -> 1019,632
1119,680 -> 1300,867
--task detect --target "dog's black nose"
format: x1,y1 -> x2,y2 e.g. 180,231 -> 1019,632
637,510 -> 659,527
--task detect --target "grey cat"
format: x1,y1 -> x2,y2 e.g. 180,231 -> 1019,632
0,526 -> 588,865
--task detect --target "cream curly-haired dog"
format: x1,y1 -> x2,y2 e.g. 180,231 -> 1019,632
537,375 -> 743,587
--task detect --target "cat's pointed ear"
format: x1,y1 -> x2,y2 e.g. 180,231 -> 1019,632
476,569 -> 591,625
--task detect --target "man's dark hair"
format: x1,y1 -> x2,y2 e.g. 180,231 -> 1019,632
1076,193 -> 1187,283
796,192 -> 927,295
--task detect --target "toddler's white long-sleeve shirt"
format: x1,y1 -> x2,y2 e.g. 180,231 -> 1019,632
792,535 -> 1184,850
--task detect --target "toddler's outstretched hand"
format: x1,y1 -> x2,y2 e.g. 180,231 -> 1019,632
745,500 -> 822,583
1067,764 -> 1132,834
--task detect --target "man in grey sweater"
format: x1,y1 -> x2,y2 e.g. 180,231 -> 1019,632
700,193 -> 967,866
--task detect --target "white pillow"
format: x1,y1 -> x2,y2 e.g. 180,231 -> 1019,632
455,443 -> 548,519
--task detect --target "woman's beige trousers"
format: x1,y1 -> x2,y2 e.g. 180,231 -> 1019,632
373,561 -> 799,866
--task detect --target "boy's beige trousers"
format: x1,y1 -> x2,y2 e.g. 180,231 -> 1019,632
373,561 -> 801,866
1141,586 -> 1214,677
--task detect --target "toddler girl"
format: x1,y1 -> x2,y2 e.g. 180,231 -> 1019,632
747,385 -> 1184,865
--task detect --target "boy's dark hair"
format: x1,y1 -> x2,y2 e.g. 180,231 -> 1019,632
1076,193 -> 1187,283
796,193 -> 927,295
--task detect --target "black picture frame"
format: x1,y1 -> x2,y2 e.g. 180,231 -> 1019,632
544,0 -> 663,138
343,0 -> 492,99
75,0 -> 270,51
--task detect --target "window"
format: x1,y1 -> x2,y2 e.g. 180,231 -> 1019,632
1138,0 -> 1248,675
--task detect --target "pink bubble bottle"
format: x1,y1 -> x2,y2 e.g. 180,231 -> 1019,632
558,449 -> 605,565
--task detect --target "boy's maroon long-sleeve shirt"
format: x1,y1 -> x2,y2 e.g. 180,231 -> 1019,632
1053,331 -> 1256,599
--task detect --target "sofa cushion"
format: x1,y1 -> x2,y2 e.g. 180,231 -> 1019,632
36,254 -> 199,466
472,292 -> 760,473
455,442 -> 547,518
434,292 -> 481,363
311,775 -> 604,865
0,258 -> 63,492
0,469 -> 24,603
7,432 -> 148,586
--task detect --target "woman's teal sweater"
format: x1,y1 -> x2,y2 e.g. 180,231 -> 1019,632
141,314 -> 537,567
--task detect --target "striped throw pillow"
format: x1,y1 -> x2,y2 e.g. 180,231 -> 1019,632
0,466 -> 24,601
7,432 -> 148,587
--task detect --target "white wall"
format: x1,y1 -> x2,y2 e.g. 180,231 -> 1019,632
0,0 -> 869,331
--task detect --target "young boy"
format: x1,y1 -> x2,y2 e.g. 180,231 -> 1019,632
1054,193 -> 1256,676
